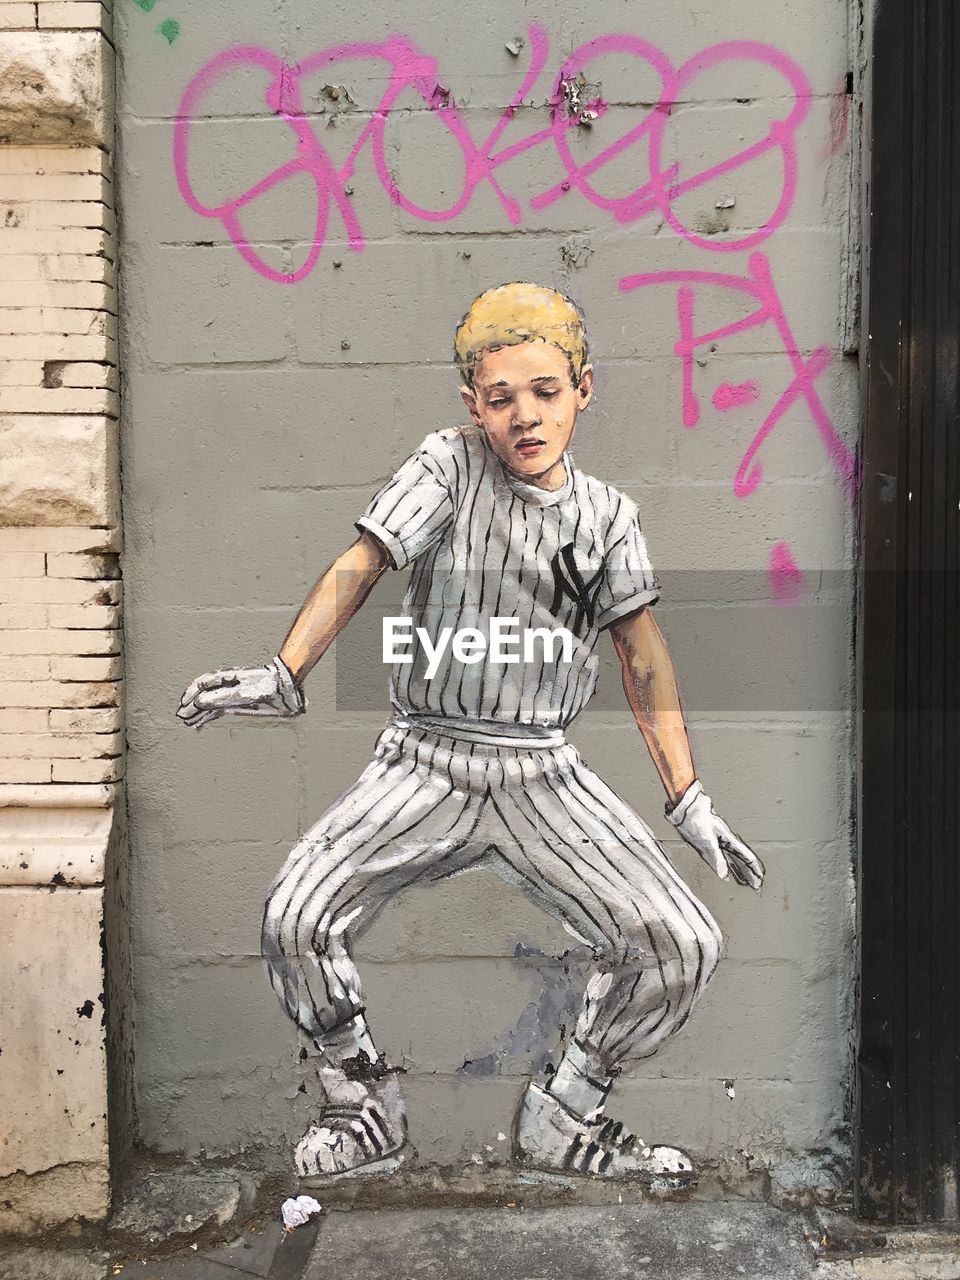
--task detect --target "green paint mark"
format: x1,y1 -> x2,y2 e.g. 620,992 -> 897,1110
157,17 -> 180,43
131,0 -> 157,11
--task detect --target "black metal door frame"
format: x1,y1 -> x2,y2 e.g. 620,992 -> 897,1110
857,0 -> 960,1223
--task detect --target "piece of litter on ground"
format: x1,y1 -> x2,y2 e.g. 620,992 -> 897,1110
724,1079 -> 736,1099
715,193 -> 736,209
281,1195 -> 322,1230
497,1132 -> 507,1142
505,37 -> 525,56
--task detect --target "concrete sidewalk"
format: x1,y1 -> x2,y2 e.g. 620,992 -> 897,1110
4,1201 -> 960,1280
299,1201 -> 814,1280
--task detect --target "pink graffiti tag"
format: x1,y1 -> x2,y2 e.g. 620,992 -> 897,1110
712,381 -> 760,412
620,251 -> 857,504
531,39 -> 810,254
173,29 -> 812,282
173,33 -> 551,284
768,541 -> 806,604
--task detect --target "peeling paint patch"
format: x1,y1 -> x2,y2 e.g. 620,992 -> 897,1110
42,360 -> 66,388
554,72 -> 605,127
430,83 -> 451,110
691,209 -> 730,236
317,82 -> 358,116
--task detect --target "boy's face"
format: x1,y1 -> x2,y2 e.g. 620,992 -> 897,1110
460,340 -> 593,489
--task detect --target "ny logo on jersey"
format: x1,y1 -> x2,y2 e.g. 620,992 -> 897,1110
550,543 -> 604,631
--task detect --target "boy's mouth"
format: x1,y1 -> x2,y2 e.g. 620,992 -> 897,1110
514,437 -> 546,457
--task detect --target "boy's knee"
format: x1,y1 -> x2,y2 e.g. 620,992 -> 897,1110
607,913 -> 652,966
654,914 -> 722,1005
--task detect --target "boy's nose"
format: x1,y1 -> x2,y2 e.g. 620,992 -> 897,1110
512,397 -> 542,430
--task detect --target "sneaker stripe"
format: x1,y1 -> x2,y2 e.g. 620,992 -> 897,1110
365,1105 -> 392,1146
349,1119 -> 373,1158
562,1134 -> 584,1169
359,1114 -> 385,1156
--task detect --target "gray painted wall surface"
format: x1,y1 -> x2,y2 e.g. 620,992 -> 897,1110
118,0 -> 860,1193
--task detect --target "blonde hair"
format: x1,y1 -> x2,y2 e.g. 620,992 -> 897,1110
454,282 -> 588,387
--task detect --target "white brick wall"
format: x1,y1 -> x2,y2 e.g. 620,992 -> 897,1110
0,530 -> 122,782
0,0 -> 120,1229
0,0 -> 112,35
0,141 -> 120,789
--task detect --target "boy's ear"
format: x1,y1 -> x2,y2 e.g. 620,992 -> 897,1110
460,384 -> 483,425
577,364 -> 595,408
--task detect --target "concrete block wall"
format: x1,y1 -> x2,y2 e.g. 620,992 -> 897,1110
0,0 -> 128,1232
118,0 -> 861,1196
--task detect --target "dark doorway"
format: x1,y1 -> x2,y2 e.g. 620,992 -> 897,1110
857,0 -> 960,1223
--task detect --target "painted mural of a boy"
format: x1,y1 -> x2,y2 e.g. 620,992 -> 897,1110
178,283 -> 763,1183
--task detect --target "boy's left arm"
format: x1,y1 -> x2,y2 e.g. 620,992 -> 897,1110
609,608 -> 764,892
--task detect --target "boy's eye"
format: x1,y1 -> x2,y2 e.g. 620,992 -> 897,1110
488,398 -> 510,409
537,389 -> 560,399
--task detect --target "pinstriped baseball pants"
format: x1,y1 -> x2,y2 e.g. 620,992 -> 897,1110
261,722 -> 723,1070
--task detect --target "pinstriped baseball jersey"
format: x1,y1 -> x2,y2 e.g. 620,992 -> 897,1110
356,425 -> 660,731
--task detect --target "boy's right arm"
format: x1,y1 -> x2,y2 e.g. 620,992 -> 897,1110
177,531 -> 389,729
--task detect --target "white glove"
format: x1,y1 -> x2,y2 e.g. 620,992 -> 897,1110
177,656 -> 305,729
666,779 -> 764,891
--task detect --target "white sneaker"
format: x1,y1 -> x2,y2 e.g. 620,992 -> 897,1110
295,1071 -> 407,1178
513,1083 -> 697,1186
